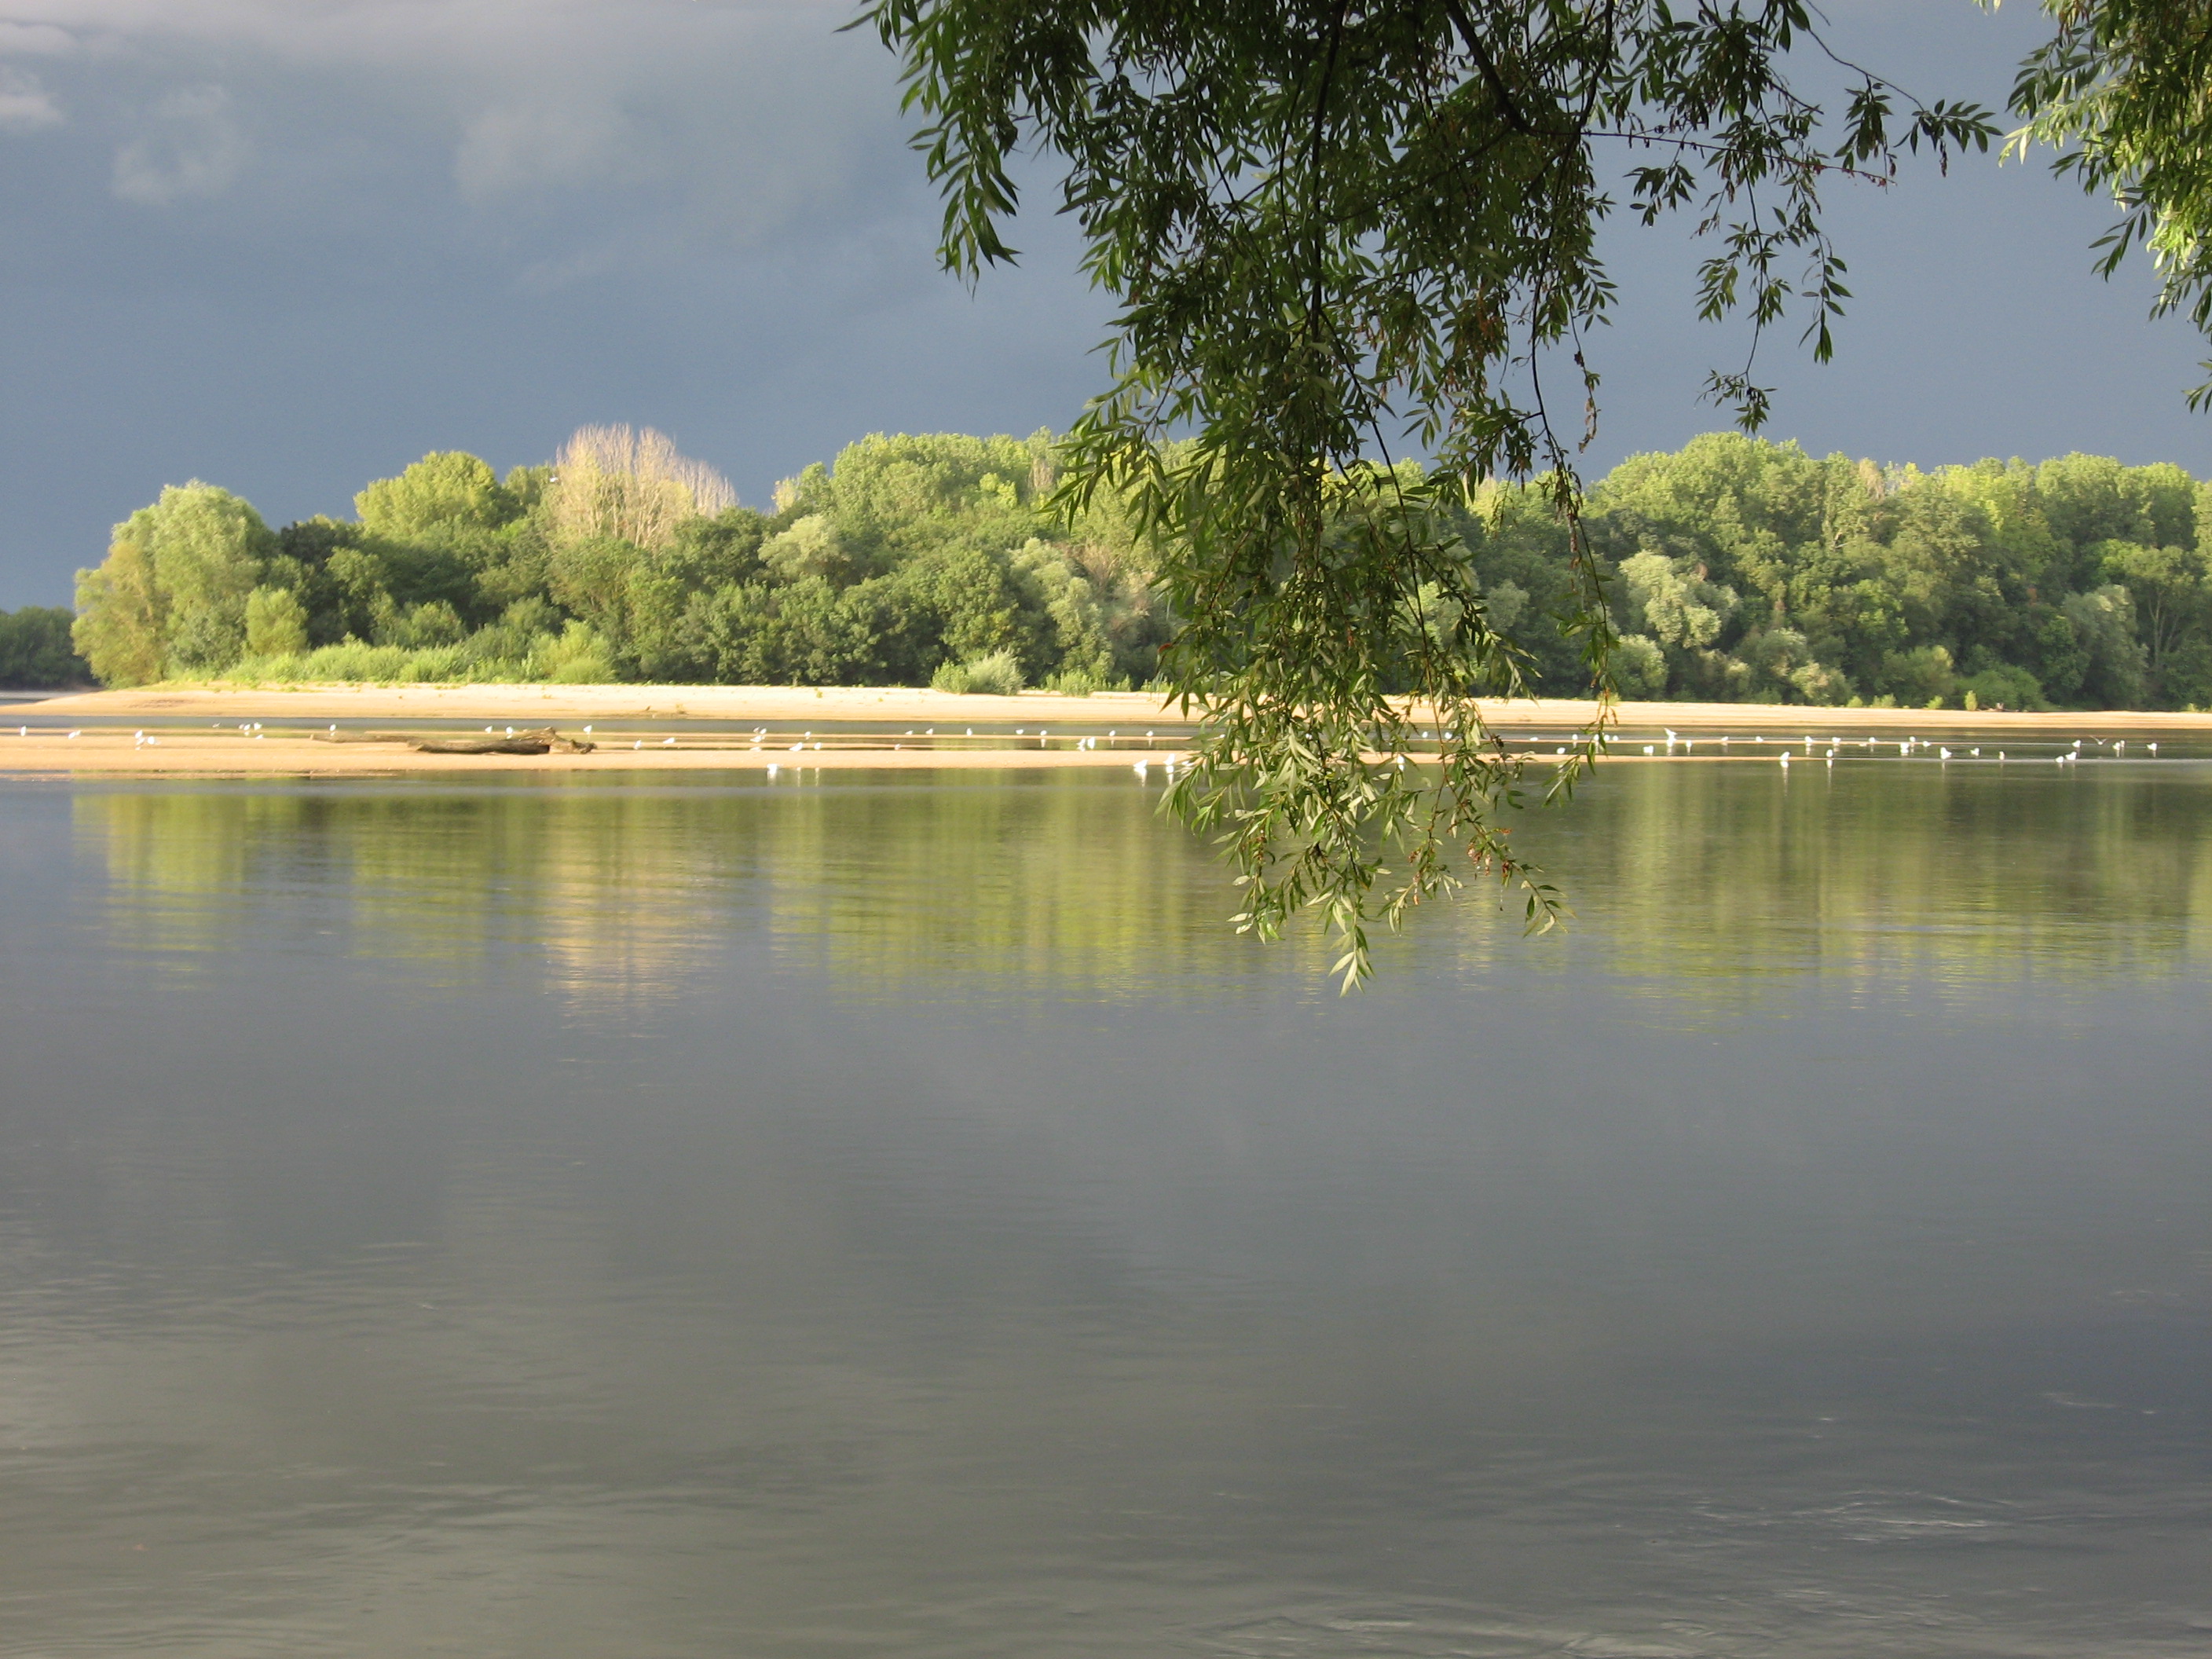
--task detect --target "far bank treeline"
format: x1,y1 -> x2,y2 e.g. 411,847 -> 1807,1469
62,427 -> 2212,710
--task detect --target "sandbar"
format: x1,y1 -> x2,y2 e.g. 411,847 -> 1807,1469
1,681 -> 2205,779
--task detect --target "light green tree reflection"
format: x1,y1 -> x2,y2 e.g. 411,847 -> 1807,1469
72,764 -> 2212,1009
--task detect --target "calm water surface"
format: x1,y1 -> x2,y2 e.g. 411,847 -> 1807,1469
0,760 -> 2207,1657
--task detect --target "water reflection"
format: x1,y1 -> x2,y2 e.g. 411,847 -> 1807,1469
70,761 -> 2212,1008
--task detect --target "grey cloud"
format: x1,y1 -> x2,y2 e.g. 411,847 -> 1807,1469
112,83 -> 247,203
0,65 -> 64,130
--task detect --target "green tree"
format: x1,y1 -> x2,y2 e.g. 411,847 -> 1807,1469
74,482 -> 273,683
2096,538 -> 2210,699
0,606 -> 90,687
355,452 -> 517,540
244,586 -> 310,659
860,0 -> 1994,982
2000,2 -> 2212,399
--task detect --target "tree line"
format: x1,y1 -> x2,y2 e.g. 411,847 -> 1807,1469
61,426 -> 2212,710
0,606 -> 85,689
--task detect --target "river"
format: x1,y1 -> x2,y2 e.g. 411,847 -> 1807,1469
0,757 -> 2206,1656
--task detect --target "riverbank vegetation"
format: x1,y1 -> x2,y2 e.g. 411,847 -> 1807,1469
64,427 -> 2212,712
0,606 -> 86,688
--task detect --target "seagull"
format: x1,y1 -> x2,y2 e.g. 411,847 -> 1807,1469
1939,748 -> 1952,760
767,764 -> 778,778
2148,742 -> 2159,754
1779,753 -> 1789,767
1643,744 -> 1655,754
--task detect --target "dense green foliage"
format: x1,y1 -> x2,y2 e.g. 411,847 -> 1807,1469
0,606 -> 89,688
66,428 -> 2212,714
1484,434 -> 2212,712
70,430 -> 1174,694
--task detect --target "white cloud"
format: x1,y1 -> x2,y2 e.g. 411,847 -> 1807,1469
0,20 -> 77,55
454,100 -> 633,198
0,65 -> 64,130
112,83 -> 247,203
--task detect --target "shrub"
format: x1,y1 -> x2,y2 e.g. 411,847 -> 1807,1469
936,647 -> 1024,695
1042,665 -> 1129,696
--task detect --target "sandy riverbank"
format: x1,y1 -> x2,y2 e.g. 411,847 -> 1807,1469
24,680 -> 2212,731
2,682 -> 2207,778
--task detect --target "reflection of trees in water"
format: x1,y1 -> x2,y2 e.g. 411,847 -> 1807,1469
1508,763 -> 2212,997
71,767 -> 2212,1008
70,776 -> 1289,1008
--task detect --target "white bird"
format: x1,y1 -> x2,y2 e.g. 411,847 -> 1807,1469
767,764 -> 778,778
1719,735 -> 1730,746
1643,744 -> 1655,754
1133,760 -> 1148,778
1779,753 -> 1789,767
67,730 -> 79,739
1939,748 -> 1952,760
1998,752 -> 2005,760
662,736 -> 675,746
2148,742 -> 2159,754
1970,748 -> 1979,756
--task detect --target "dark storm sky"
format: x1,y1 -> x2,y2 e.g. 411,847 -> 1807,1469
0,0 -> 2203,606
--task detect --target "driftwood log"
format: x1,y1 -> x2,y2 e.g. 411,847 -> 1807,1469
410,727 -> 595,756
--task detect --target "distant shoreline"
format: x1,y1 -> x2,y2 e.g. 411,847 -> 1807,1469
2,681 -> 2207,778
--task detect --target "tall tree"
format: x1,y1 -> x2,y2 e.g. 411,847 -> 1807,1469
859,0 -> 1994,983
